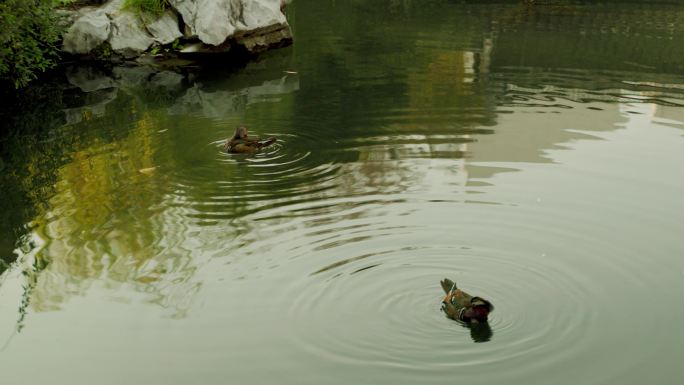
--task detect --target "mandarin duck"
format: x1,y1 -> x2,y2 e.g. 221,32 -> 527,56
440,278 -> 494,324
224,126 -> 276,153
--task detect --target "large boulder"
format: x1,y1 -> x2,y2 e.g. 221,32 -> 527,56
168,0 -> 290,49
194,0 -> 239,45
62,0 -> 170,58
168,0 -> 197,37
145,9 -> 184,45
62,10 -> 111,54
60,0 -> 292,59
108,11 -> 155,58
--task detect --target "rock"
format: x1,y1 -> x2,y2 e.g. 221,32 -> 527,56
193,0 -> 239,46
103,0 -> 125,13
61,0 -> 291,60
108,11 -> 155,58
144,9 -> 183,45
179,42 -> 232,55
55,9 -> 82,29
168,0 -> 198,37
239,0 -> 286,31
236,23 -> 292,53
168,0 -> 290,47
62,10 -> 111,54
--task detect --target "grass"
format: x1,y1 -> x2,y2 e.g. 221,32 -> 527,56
123,0 -> 170,15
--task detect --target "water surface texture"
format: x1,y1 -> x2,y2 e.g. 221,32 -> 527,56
2,1 -> 684,384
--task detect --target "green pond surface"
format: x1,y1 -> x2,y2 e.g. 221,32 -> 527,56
2,1 -> 684,384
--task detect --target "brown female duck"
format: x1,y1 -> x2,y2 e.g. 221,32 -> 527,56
440,278 -> 494,324
224,126 -> 276,153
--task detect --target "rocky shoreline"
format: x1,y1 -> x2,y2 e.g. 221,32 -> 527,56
58,0 -> 292,64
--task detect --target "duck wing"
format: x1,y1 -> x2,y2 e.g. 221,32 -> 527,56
257,137 -> 276,148
440,278 -> 475,307
440,278 -> 456,294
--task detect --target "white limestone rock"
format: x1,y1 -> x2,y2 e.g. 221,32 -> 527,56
239,0 -> 286,31
108,11 -> 155,58
169,0 -> 289,47
193,0 -> 237,46
103,0 -> 125,13
62,10 -> 111,54
61,0 -> 291,58
167,0 -> 198,37
145,9 -> 183,45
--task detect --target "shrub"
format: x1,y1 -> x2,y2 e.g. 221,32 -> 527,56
0,0 -> 65,89
124,0 -> 170,15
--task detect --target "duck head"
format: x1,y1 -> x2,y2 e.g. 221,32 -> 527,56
233,126 -> 249,140
462,297 -> 493,323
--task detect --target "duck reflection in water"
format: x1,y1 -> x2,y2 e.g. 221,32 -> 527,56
223,126 -> 276,153
466,321 -> 493,343
440,278 -> 494,342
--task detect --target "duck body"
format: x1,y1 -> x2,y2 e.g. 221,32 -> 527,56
225,137 -> 277,153
440,278 -> 494,324
224,126 -> 276,153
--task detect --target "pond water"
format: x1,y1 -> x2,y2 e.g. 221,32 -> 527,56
1,1 -> 684,384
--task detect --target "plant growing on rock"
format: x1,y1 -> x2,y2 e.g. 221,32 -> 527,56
124,0 -> 170,15
92,42 -> 114,60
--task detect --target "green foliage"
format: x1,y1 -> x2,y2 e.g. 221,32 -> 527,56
124,0 -> 170,15
0,0 -> 65,89
171,38 -> 183,51
53,0 -> 77,6
92,42 -> 113,60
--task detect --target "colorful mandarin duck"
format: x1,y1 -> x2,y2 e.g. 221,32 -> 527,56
440,278 -> 494,324
224,126 -> 277,153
